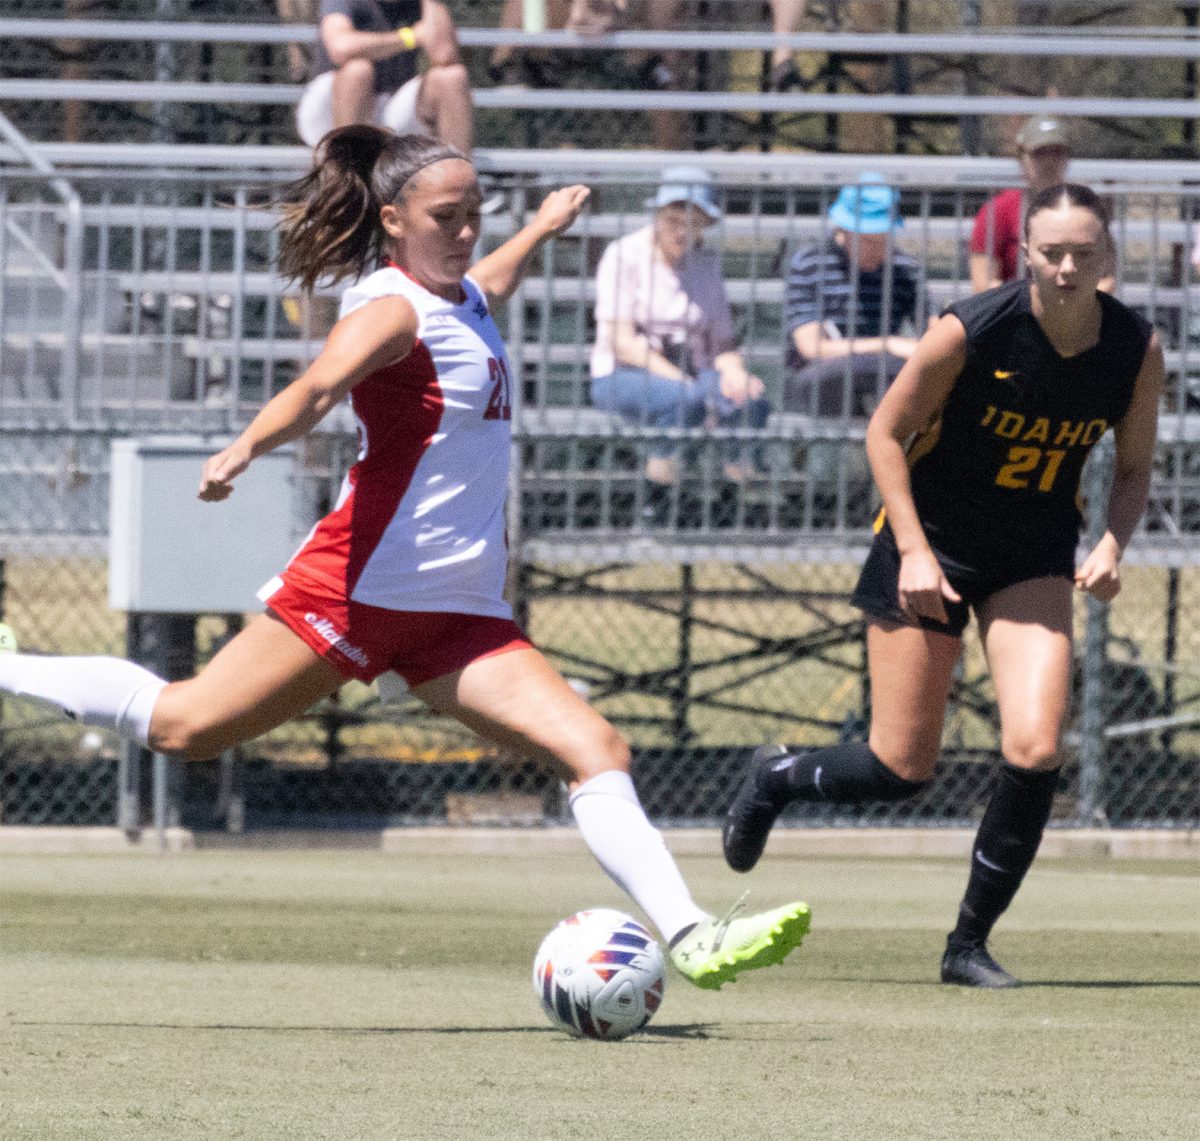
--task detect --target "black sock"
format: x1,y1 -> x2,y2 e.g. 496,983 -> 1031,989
949,764 -> 1060,948
762,741 -> 929,805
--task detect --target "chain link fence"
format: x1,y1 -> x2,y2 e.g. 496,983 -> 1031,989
1,162 -> 1197,832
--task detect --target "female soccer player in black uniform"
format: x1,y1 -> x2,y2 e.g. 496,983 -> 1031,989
723,183 -> 1165,987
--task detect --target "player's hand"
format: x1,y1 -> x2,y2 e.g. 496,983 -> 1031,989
1075,534 -> 1122,603
533,186 -> 591,239
898,547 -> 961,625
198,442 -> 252,502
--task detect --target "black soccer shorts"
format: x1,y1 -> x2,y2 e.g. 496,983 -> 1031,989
850,520 -> 1075,636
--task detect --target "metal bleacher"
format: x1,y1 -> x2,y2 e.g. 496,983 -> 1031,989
2,145 -> 1198,550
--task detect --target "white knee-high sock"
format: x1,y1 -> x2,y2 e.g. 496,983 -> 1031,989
569,770 -> 708,943
0,655 -> 167,746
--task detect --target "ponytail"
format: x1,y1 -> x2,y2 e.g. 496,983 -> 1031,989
277,126 -> 467,291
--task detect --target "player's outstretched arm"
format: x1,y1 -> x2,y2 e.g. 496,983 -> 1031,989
1075,331 -> 1166,602
199,295 -> 418,501
470,185 -> 591,304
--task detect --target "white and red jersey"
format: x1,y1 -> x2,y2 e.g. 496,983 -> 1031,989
274,264 -> 516,617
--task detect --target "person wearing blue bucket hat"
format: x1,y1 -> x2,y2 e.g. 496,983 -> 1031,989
590,166 -> 771,520
782,175 -> 932,419
826,180 -> 902,234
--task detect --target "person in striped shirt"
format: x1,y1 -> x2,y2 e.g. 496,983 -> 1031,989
783,178 -> 933,419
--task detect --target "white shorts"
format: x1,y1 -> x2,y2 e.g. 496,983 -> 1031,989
295,71 -> 425,148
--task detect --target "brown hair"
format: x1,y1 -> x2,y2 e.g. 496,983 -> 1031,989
276,126 -> 467,291
1023,182 -> 1112,240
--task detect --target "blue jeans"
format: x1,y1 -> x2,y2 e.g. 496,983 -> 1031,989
590,367 -> 772,462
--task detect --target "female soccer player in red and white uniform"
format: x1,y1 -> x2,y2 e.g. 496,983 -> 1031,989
0,128 -> 807,988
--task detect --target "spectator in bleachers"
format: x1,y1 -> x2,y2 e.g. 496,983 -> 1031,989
488,0 -> 570,88
766,0 -> 816,92
296,0 -> 473,153
590,166 -> 771,490
968,115 -> 1071,292
277,0 -> 320,82
783,177 -> 933,418
488,0 -> 674,92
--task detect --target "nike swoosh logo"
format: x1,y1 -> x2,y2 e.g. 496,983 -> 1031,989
993,369 -> 1019,379
974,851 -> 1010,873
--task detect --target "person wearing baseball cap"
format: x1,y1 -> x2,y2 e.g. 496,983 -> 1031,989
968,115 -> 1073,291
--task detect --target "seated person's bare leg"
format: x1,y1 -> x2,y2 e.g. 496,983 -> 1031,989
331,57 -> 377,127
416,64 -> 473,153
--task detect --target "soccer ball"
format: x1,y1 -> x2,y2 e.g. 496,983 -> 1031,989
533,909 -> 666,1041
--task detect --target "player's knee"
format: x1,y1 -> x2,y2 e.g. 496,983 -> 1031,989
1001,731 -> 1061,771
568,722 -> 632,784
869,735 -> 939,784
148,704 -> 225,761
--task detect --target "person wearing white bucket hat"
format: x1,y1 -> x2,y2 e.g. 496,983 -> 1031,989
295,0 -> 473,153
590,166 -> 771,508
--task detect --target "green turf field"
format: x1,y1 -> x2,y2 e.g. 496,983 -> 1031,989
2,848 -> 1197,1140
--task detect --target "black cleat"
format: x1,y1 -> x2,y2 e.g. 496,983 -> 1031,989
940,940 -> 1019,989
722,744 -> 792,873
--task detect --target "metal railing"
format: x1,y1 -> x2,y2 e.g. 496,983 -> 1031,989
1,79 -> 1195,124
0,112 -> 83,423
1,155 -> 1197,833
2,17 -> 1197,131
5,18 -> 1199,58
1,158 -> 1197,540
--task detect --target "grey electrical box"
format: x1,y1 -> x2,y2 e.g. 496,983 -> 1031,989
109,436 -> 296,613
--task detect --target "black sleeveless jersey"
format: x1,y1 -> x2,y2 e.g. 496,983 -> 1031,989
906,280 -> 1152,564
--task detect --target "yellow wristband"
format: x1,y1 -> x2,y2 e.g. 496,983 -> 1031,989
395,25 -> 417,50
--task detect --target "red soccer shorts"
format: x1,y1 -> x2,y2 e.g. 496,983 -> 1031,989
260,573 -> 532,687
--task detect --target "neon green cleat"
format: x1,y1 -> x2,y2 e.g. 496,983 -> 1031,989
670,895 -> 811,990
0,624 -> 16,654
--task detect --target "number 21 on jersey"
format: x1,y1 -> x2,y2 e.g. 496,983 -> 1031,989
484,356 -> 512,421
996,445 -> 1066,492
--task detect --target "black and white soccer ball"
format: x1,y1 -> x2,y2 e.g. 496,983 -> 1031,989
532,909 -> 667,1041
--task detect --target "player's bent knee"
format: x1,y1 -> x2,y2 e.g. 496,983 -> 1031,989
870,738 -> 939,784
1001,732 -> 1061,771
564,723 -> 631,784
148,706 -> 230,762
